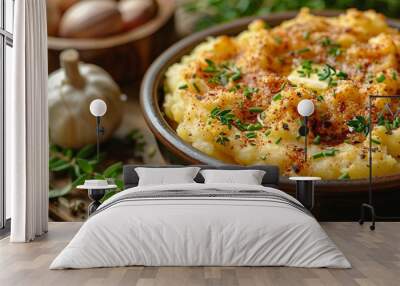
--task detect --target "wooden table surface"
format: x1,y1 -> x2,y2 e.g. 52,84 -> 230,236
1,222 -> 399,286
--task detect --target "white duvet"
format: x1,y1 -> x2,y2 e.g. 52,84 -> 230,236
50,183 -> 351,269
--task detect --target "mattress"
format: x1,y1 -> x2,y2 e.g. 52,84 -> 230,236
50,183 -> 350,269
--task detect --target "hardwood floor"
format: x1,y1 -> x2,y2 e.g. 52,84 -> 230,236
0,222 -> 399,286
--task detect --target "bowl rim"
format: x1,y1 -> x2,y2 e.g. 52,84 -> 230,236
48,0 -> 175,50
140,10 -> 400,189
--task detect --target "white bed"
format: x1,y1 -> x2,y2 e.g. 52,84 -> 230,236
50,180 -> 350,269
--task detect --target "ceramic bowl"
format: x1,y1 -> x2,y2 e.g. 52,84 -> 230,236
141,10 -> 400,191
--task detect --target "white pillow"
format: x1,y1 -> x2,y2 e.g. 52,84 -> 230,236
200,169 -> 266,185
135,167 -> 201,186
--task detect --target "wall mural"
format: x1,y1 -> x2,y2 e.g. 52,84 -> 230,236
46,0 -> 400,221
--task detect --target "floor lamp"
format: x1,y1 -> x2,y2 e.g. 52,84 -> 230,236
89,99 -> 107,162
297,99 -> 315,162
359,95 -> 400,230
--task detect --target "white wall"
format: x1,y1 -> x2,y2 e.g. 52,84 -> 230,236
5,44 -> 12,219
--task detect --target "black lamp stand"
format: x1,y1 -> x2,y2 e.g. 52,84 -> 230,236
304,116 -> 308,162
359,95 -> 400,230
95,116 -> 105,162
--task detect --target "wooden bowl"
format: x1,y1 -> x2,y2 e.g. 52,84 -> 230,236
141,10 -> 400,191
48,0 -> 176,83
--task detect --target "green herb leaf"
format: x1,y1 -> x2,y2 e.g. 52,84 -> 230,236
77,158 -> 93,174
247,122 -> 263,131
275,137 -> 282,144
243,86 -> 258,99
103,162 -> 123,178
249,107 -> 264,113
313,135 -> 321,145
297,60 -> 314,78
203,59 -> 217,73
274,36 -> 282,44
246,132 -> 257,139
296,47 -> 311,55
336,71 -> 348,79
376,74 -> 386,83
371,138 -> 381,145
347,116 -> 369,136
272,93 -> 282,101
76,144 -> 96,159
100,190 -> 118,203
207,62 -> 242,86
328,46 -> 341,57
216,132 -> 230,145
192,82 -> 201,92
178,84 -> 188,90
338,172 -> 350,180
49,159 -> 70,172
312,149 -> 339,159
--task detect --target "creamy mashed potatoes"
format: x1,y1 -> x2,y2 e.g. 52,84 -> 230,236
163,8 -> 400,179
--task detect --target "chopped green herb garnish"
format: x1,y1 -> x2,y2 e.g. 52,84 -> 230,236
243,86 -> 258,99
192,82 -> 201,92
336,71 -> 348,79
392,71 -> 398,80
312,148 -> 339,159
216,132 -> 229,145
235,119 -> 248,131
246,132 -> 257,139
247,122 -> 263,131
275,137 -> 282,144
338,172 -> 350,180
377,114 -> 400,132
231,67 -> 242,81
297,60 -> 314,78
276,82 -> 287,92
347,116 -> 369,136
376,74 -> 386,83
264,130 -> 271,137
316,95 -> 324,102
394,117 -> 400,129
317,64 -> 334,81
210,107 -> 235,129
249,107 -> 264,113
328,46 -> 341,57
321,37 -> 333,47
203,59 -> 217,73
206,61 -> 242,86
321,37 -> 342,57
296,47 -> 311,55
313,135 -> 321,145
272,93 -> 282,101
371,138 -> 381,145
274,36 -> 282,44
178,84 -> 188,90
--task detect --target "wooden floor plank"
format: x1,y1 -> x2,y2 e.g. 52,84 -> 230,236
0,222 -> 399,286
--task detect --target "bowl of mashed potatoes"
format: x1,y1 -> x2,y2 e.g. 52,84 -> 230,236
141,8 -> 400,190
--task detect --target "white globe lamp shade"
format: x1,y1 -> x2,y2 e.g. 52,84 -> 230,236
90,99 -> 107,117
297,99 -> 315,117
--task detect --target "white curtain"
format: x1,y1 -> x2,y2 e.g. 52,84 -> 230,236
7,0 -> 49,242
